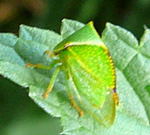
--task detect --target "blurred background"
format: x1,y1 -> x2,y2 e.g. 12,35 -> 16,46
0,0 -> 150,135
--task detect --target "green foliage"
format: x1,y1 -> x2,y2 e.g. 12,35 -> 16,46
0,19 -> 150,135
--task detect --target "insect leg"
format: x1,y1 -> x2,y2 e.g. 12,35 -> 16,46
44,50 -> 56,57
25,63 -> 51,70
66,70 -> 84,117
26,59 -> 60,70
42,67 -> 60,98
68,93 -> 84,117
26,50 -> 59,69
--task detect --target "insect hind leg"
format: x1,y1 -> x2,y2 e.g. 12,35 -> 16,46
66,69 -> 84,117
68,93 -> 84,117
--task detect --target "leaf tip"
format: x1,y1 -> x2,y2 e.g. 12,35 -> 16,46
105,22 -> 114,28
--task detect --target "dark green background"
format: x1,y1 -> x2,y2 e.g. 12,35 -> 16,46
0,0 -> 150,134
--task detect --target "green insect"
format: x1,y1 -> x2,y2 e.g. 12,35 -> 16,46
26,22 -> 119,126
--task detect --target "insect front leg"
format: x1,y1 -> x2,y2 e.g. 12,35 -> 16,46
25,63 -> 51,70
42,67 -> 60,98
25,50 -> 61,98
44,50 -> 56,57
25,50 -> 59,70
25,60 -> 60,70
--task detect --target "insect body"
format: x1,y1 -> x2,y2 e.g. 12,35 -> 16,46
27,22 -> 118,126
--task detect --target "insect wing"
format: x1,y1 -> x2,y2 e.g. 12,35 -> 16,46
63,45 -> 116,126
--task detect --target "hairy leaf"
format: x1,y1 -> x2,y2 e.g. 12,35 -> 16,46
0,19 -> 150,135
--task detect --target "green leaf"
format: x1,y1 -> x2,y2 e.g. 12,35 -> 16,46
0,44 -> 24,64
15,39 -> 49,64
0,26 -> 61,88
102,23 -> 139,70
28,20 -> 150,134
102,23 -> 150,123
140,28 -> 150,58
0,19 -> 150,135
60,18 -> 84,39
19,24 -> 62,50
0,33 -> 17,47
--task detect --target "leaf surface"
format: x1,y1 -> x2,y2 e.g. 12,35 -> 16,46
0,19 -> 150,135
